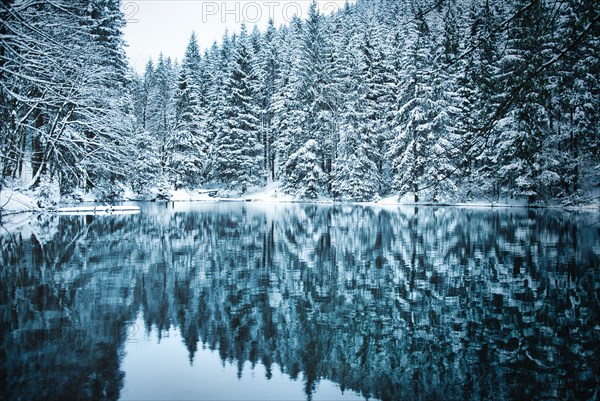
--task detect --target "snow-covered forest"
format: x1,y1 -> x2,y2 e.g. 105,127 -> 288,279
1,0 -> 599,204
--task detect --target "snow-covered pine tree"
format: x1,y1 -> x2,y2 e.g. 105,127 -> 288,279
255,19 -> 280,182
131,64 -> 148,132
300,1 -> 337,186
275,1 -> 336,193
547,0 -> 600,200
147,54 -> 176,187
171,32 -> 206,189
387,8 -> 448,202
495,0 -> 554,203
272,19 -> 307,183
423,2 -> 463,202
331,21 -> 382,202
211,25 -> 263,192
455,0 -> 504,201
359,14 -> 397,196
322,10 -> 349,191
128,60 -> 163,194
140,59 -> 155,131
283,139 -> 324,199
205,33 -> 234,183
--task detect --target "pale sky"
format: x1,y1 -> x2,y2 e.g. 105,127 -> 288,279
122,0 -> 350,72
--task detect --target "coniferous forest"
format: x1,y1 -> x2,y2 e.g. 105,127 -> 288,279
1,0 -> 599,204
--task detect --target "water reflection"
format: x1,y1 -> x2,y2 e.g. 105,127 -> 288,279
1,203 -> 599,400
120,314 -> 361,400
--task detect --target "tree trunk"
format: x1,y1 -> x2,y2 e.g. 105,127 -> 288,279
30,110 -> 45,187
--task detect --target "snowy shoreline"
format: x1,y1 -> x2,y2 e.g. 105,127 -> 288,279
2,186 -> 599,217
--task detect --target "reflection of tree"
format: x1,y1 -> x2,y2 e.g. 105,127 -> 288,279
1,205 -> 598,400
0,214 -> 139,400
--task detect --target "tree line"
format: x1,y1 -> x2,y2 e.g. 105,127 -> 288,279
1,0 -> 598,203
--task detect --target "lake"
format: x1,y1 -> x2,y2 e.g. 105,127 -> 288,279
1,202 -> 599,400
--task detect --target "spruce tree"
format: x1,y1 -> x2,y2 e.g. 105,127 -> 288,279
331,25 -> 382,201
256,20 -> 280,182
495,0 -> 552,202
147,54 -> 176,186
272,20 -> 307,183
172,32 -> 206,188
212,25 -> 263,192
283,139 -> 324,199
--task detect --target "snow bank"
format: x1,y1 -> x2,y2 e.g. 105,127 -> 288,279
2,183 -> 597,215
241,182 -> 295,202
165,185 -> 599,211
166,182 -> 295,203
0,189 -> 38,214
169,189 -> 216,202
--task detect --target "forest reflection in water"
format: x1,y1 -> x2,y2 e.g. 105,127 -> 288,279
1,202 -> 599,401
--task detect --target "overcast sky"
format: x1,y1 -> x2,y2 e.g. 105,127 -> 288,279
122,0 -> 350,72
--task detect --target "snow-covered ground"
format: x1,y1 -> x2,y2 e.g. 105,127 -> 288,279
165,184 -> 600,211
169,182 -> 296,203
0,189 -> 38,214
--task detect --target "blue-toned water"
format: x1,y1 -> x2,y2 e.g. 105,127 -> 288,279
1,203 -> 599,400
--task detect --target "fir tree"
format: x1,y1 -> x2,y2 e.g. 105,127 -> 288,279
331,25 -> 381,201
495,0 -> 553,202
171,32 -> 206,188
272,20 -> 306,181
284,139 -> 324,199
256,19 -> 280,182
212,25 -> 263,192
147,54 -> 176,184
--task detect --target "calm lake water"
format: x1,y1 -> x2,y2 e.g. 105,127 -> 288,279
1,202 -> 599,401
